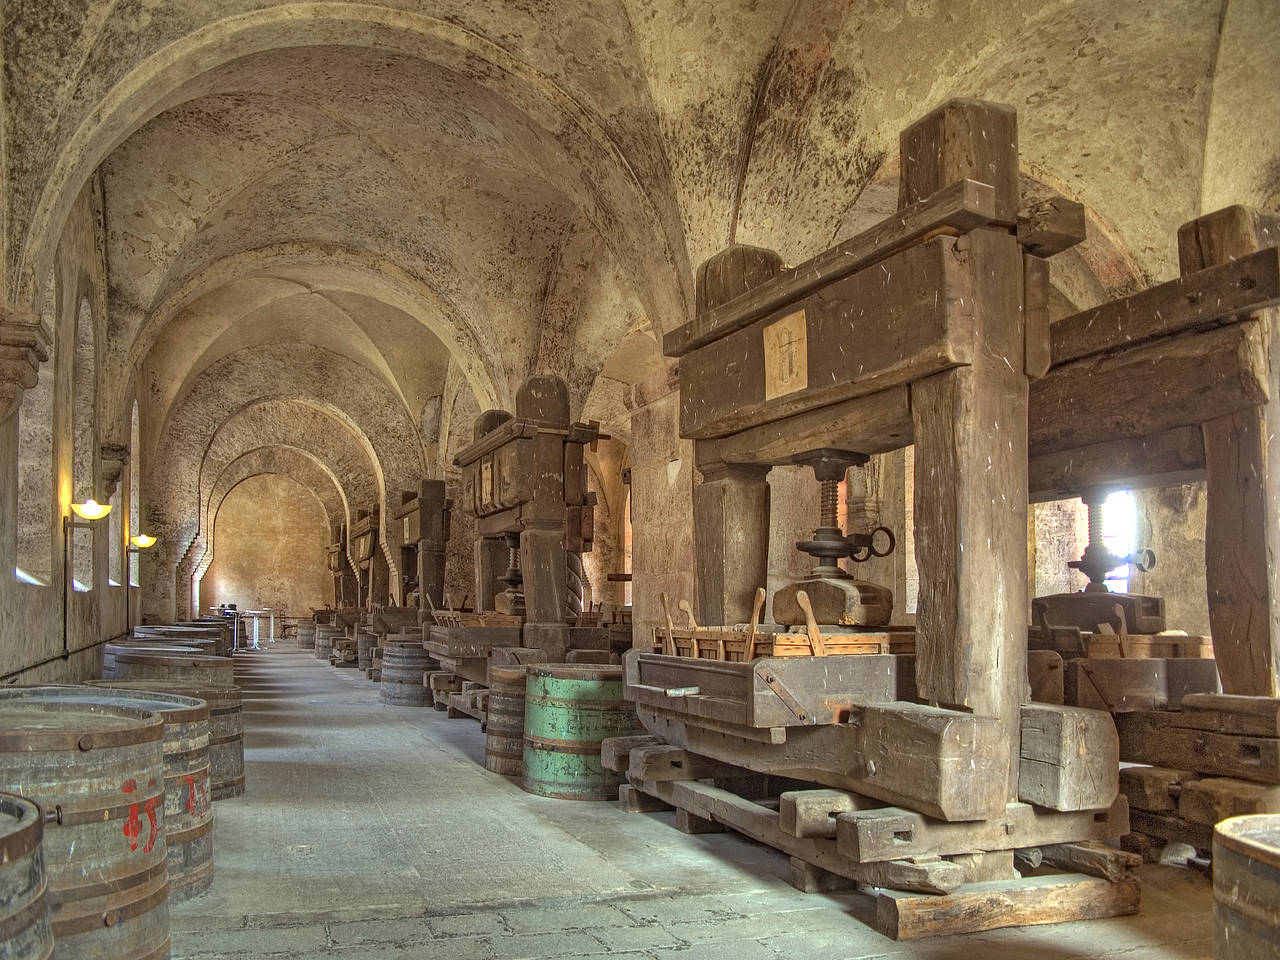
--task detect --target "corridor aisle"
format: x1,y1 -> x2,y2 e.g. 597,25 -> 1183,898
169,647 -> 1214,960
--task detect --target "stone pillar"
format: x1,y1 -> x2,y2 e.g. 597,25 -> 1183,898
625,363 -> 695,647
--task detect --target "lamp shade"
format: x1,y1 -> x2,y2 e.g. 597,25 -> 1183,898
70,499 -> 112,521
130,533 -> 157,549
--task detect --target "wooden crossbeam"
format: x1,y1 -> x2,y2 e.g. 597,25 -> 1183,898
1050,246 -> 1280,367
663,178 -> 998,358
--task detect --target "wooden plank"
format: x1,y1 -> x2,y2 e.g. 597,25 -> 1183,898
1050,246 -> 1280,366
835,797 -> 1129,864
1178,693 -> 1280,737
1113,711 -> 1280,782
1038,842 -> 1141,882
1177,776 -> 1280,825
1028,426 -> 1205,502
1018,703 -> 1118,811
1024,254 -> 1052,377
1119,766 -> 1196,813
1031,322 -> 1268,456
697,387 -> 914,467
663,177 -> 998,358
872,873 -> 1140,941
678,236 -> 972,440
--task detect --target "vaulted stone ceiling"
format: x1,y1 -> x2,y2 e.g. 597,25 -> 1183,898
4,0 -> 1276,617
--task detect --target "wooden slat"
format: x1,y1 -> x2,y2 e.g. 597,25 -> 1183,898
663,178 -> 998,358
1050,246 -> 1280,366
1178,693 -> 1280,737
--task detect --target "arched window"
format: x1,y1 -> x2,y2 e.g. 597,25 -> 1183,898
71,297 -> 96,591
130,402 -> 141,587
15,272 -> 57,585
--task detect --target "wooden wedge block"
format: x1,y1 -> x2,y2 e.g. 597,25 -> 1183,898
675,807 -> 725,834
601,735 -> 663,773
779,789 -> 874,839
617,783 -> 673,814
1119,765 -> 1196,812
789,857 -> 857,893
1019,703 -> 1118,811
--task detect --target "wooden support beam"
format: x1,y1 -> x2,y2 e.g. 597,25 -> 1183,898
1050,246 -> 1280,366
1039,842 -> 1141,882
778,789 -> 880,839
1017,197 -> 1087,258
871,873 -> 1140,941
627,744 -> 748,782
601,735 -> 663,773
1178,693 -> 1280,737
1113,711 -> 1280,782
1181,207 -> 1280,697
1063,656 -> 1221,713
664,177 -> 999,358
1028,426 -> 1206,503
1127,809 -> 1215,852
1018,704 -> 1118,811
835,797 -> 1129,864
1030,322 -> 1268,456
1119,766 -> 1196,813
1177,776 -> 1280,825
617,783 -> 673,813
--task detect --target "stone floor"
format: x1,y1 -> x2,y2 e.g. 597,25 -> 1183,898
170,645 -> 1215,959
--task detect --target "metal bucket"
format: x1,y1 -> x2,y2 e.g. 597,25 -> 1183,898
1215,813 -> 1280,958
522,664 -> 640,800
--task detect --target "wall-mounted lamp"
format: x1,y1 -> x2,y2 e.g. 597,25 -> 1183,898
63,500 -> 113,659
130,533 -> 156,549
70,498 -> 113,521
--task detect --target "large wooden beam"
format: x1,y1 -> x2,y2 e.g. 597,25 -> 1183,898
664,178 -> 999,358
1183,207 -> 1280,697
1028,426 -> 1206,502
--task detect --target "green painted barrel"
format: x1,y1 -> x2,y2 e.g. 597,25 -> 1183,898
522,664 -> 640,800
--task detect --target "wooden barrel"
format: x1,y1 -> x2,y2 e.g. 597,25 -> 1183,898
357,631 -> 376,670
1215,814 -> 1280,958
105,642 -> 204,678
133,627 -> 226,658
522,664 -> 640,800
378,643 -> 431,706
485,666 -> 528,777
295,622 -> 316,650
32,687 -> 214,903
0,699 -> 170,960
313,627 -> 338,661
0,792 -> 54,960
105,645 -> 234,687
89,681 -> 243,803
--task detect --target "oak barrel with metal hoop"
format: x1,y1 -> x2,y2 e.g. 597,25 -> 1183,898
0,792 -> 54,960
0,697 -> 170,960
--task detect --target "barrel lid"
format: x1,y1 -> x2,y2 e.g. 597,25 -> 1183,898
115,640 -> 207,653
528,663 -> 623,681
1,684 -> 209,724
86,679 -> 240,703
0,791 -> 43,863
1216,814 -> 1280,869
0,699 -> 164,751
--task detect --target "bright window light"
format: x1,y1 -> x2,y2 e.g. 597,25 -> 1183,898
1102,490 -> 1137,593
15,566 -> 47,586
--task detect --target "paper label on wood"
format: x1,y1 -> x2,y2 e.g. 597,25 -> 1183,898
481,460 -> 494,505
763,310 -> 808,401
402,516 -> 412,543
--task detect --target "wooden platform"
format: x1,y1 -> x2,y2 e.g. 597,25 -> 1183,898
446,684 -> 489,727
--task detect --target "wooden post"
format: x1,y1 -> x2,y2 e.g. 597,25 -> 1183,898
417,480 -> 449,609
475,536 -> 507,612
902,100 -> 1027,800
1181,205 -> 1280,696
693,456 -> 770,626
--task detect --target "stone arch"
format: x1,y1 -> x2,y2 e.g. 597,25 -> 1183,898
15,269 -> 58,584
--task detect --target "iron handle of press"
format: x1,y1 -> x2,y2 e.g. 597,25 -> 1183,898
846,526 -> 896,563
